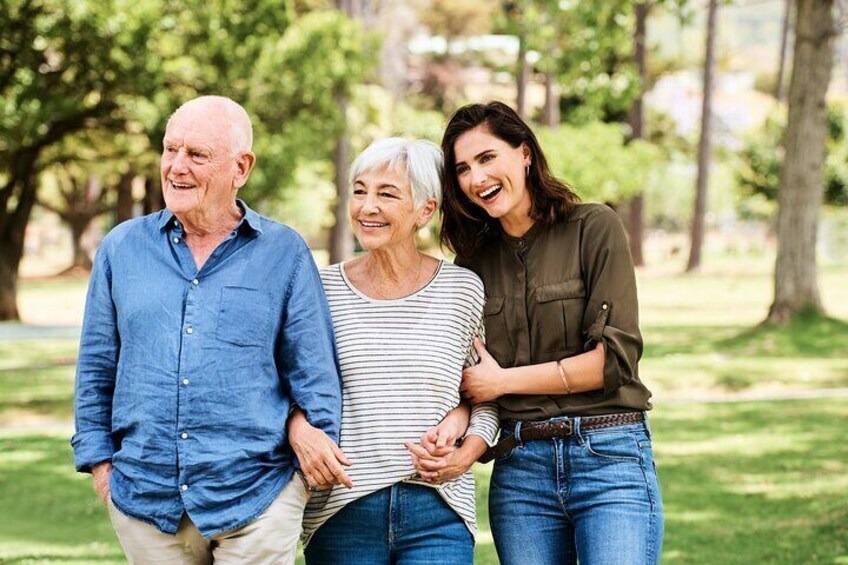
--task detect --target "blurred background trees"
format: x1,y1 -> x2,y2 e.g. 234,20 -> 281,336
2,0 -> 847,326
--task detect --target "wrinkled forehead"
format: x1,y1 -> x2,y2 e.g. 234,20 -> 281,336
164,109 -> 231,146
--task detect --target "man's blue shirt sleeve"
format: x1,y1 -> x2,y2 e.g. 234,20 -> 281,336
71,241 -> 119,473
278,249 -> 342,442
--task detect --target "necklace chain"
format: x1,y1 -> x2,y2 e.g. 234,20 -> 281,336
366,252 -> 424,300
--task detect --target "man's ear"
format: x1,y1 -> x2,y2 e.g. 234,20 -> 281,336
234,151 -> 256,189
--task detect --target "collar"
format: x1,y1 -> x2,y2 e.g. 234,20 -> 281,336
501,220 -> 543,248
157,199 -> 263,235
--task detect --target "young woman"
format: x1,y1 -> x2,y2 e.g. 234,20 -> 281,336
440,101 -> 663,565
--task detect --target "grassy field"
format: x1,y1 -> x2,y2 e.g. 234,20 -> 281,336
1,254 -> 847,563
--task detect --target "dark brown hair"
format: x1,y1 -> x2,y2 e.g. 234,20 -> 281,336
439,101 -> 580,259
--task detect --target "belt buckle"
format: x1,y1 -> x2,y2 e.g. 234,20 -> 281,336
559,419 -> 574,437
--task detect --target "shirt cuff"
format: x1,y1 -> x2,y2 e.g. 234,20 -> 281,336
71,430 -> 115,473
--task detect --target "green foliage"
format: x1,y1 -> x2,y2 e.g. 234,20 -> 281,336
245,11 -> 380,203
0,0 -> 161,189
496,0 -> 638,125
2,0 -> 381,220
537,122 -> 662,202
736,105 -> 848,210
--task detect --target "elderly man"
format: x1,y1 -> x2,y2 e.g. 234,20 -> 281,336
72,96 -> 350,564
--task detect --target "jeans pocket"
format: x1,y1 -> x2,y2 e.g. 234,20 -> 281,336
583,430 -> 642,461
494,429 -> 518,462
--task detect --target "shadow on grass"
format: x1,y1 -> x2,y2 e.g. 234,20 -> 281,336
644,313 -> 848,360
0,435 -> 123,562
642,325 -> 743,357
719,312 -> 848,358
653,399 -> 848,564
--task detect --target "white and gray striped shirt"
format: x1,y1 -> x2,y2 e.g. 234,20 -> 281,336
301,260 -> 499,544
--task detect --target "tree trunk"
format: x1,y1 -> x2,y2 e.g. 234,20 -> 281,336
516,33 -> 529,119
116,170 -> 135,224
143,177 -> 163,215
775,0 -> 793,102
543,72 -> 559,127
686,0 -> 719,273
69,216 -> 94,270
625,0 -> 650,267
0,243 -> 22,320
329,97 -> 354,264
0,169 -> 38,320
766,0 -> 834,324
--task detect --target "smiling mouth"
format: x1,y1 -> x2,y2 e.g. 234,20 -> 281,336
170,181 -> 195,190
478,185 -> 502,202
359,220 -> 389,228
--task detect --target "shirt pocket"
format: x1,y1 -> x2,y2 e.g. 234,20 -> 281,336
483,296 -> 515,367
217,286 -> 272,347
535,279 -> 586,353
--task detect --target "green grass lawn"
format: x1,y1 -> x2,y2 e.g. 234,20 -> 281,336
1,255 -> 847,563
1,398 -> 846,564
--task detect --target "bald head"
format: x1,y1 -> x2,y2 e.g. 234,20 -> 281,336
168,96 -> 253,155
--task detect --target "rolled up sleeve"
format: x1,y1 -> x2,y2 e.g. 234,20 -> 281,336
463,319 -> 499,447
579,206 -> 643,395
278,249 -> 342,442
71,244 -> 119,473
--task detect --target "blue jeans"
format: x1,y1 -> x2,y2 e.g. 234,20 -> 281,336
489,416 -> 663,565
305,482 -> 473,565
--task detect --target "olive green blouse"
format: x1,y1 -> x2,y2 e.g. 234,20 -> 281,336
457,203 -> 653,421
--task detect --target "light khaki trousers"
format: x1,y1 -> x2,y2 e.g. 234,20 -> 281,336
107,478 -> 308,565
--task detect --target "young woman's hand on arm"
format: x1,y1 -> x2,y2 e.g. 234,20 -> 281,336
460,338 -> 605,403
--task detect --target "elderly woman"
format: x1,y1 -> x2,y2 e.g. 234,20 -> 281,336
440,102 -> 663,565
288,138 -> 498,564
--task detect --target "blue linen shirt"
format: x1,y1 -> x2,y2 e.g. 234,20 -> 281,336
71,201 -> 341,537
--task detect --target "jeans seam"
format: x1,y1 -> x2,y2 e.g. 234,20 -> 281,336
639,442 -> 661,564
554,439 -> 570,517
388,484 -> 396,548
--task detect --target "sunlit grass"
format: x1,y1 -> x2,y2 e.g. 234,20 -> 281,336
5,397 -> 846,564
652,399 -> 848,564
2,254 -> 847,563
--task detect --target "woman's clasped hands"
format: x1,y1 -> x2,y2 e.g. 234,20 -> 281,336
405,402 -> 483,484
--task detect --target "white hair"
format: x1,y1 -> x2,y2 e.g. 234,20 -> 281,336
169,95 -> 253,155
349,138 -> 444,208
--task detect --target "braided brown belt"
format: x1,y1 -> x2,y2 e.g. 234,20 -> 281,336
479,412 -> 645,464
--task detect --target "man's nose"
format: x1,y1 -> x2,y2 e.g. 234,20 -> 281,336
170,149 -> 191,174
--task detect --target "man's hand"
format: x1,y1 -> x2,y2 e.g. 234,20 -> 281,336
92,461 -> 113,505
405,435 -> 487,484
461,338 -> 508,404
288,408 -> 353,491
420,403 -> 470,458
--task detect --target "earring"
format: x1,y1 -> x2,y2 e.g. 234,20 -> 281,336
525,164 -> 530,177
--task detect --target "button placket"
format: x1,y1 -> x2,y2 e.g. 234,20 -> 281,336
177,275 -> 200,500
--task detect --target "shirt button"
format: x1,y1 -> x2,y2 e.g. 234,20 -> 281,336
186,327 -> 193,334
602,303 -> 609,310
182,378 -> 190,386
181,432 -> 188,439
172,237 -> 180,244
173,219 -> 179,227
192,279 -> 199,286
181,484 -> 188,491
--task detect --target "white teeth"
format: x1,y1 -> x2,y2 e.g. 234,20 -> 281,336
480,185 -> 501,198
172,182 -> 193,189
361,221 -> 388,228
